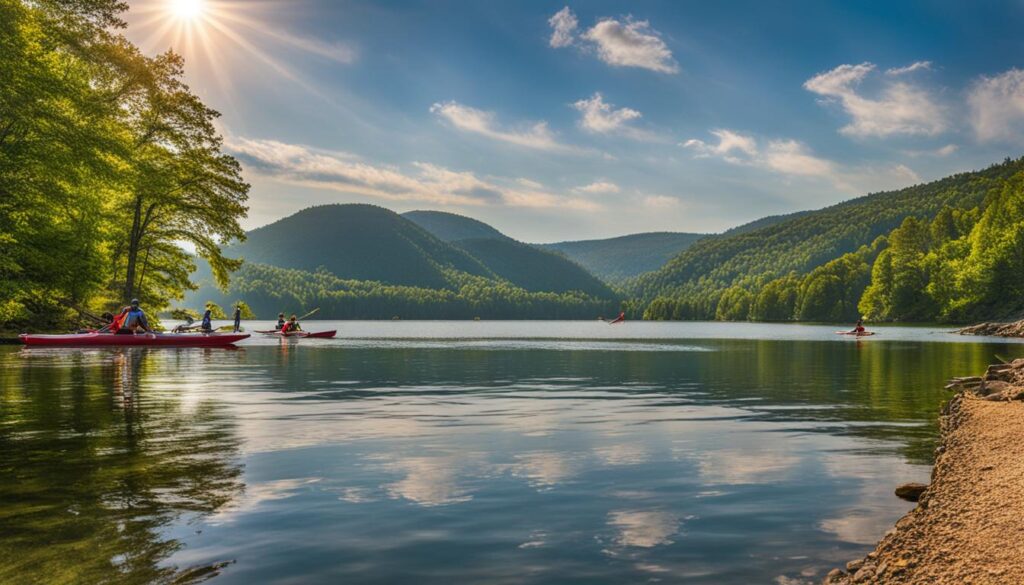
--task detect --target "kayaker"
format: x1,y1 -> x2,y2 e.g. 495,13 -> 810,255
275,313 -> 286,331
119,299 -> 153,333
199,309 -> 213,333
850,318 -> 866,334
281,314 -> 302,333
233,305 -> 242,333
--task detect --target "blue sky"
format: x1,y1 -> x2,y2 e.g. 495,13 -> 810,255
125,0 -> 1024,242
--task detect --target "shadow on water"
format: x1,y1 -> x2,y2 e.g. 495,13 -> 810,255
0,348 -> 245,585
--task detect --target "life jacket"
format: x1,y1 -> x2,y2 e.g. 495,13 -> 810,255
282,321 -> 297,333
110,308 -> 129,331
123,307 -> 145,328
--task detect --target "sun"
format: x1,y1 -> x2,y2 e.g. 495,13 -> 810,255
169,0 -> 206,21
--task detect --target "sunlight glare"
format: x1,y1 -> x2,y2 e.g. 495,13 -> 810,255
170,0 -> 205,21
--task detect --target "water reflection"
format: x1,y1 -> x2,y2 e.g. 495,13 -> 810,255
2,333 -> 1021,585
0,348 -> 244,584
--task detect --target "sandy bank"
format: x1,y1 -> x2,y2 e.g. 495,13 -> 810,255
824,361 -> 1024,584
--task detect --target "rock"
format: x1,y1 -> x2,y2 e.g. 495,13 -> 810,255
846,559 -> 864,572
853,564 -> 876,582
825,568 -> 846,583
984,393 -> 1007,401
1014,391 -> 1024,401
1012,358 -> 1024,369
982,380 -> 1012,396
895,482 -> 928,502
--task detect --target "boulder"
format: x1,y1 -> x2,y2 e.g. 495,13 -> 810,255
895,482 -> 928,502
981,380 -> 1013,396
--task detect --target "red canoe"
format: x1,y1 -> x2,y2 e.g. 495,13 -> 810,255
256,329 -> 336,339
19,332 -> 250,347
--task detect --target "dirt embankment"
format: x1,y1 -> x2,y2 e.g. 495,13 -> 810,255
824,360 -> 1024,584
958,320 -> 1024,337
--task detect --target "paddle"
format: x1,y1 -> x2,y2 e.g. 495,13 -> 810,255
296,307 -> 320,321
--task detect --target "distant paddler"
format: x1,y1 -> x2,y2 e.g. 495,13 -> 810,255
233,305 -> 242,333
275,313 -> 286,331
281,314 -> 303,334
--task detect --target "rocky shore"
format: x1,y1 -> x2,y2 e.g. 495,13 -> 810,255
957,319 -> 1024,337
824,359 -> 1024,584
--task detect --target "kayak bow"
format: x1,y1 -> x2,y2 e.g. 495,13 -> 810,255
19,332 -> 250,347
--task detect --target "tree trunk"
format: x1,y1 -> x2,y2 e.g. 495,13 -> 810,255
122,194 -> 144,303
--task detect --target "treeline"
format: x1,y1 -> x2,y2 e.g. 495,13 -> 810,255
196,263 -> 620,319
1,0 -> 247,330
642,165 -> 1024,323
634,158 -> 1023,319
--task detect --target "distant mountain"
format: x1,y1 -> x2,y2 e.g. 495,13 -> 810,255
540,232 -> 707,281
186,204 -> 617,317
228,204 -> 489,289
456,237 -> 613,297
403,210 -> 509,242
403,209 -> 614,297
720,209 -> 813,237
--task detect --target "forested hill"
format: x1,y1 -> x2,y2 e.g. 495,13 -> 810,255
540,232 -> 707,281
636,157 -> 1024,322
403,210 -> 510,242
230,204 -> 490,289
190,204 -> 617,318
402,209 -> 614,298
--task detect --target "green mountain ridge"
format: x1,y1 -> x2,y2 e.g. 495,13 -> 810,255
637,157 -> 1024,322
540,232 -> 708,281
403,210 -> 510,242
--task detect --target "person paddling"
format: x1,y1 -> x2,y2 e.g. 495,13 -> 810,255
275,313 -> 286,331
118,299 -> 153,334
233,305 -> 242,333
850,318 -> 866,335
281,314 -> 302,334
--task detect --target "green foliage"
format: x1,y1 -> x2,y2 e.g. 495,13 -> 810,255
191,263 -> 617,320
233,301 -> 255,319
635,158 -> 1024,322
204,301 -> 227,319
0,0 -> 247,331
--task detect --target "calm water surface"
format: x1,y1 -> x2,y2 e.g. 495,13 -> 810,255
2,321 -> 1022,584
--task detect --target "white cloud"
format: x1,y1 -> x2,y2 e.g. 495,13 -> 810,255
430,101 -> 575,152
903,143 -> 958,157
548,6 -> 578,48
804,62 -> 947,137
682,129 -> 758,161
550,9 -> 678,74
227,136 -> 600,211
967,68 -> 1024,143
886,61 -> 931,76
571,92 -> 654,140
642,194 -> 680,208
574,181 -> 620,194
581,18 -> 678,73
682,129 -> 919,194
761,139 -> 835,178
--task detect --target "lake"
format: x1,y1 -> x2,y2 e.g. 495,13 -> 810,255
2,321 -> 1021,584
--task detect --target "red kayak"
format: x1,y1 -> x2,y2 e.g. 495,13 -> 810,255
255,329 -> 336,339
19,332 -> 250,347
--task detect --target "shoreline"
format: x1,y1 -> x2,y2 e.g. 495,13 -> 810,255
824,360 -> 1024,584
